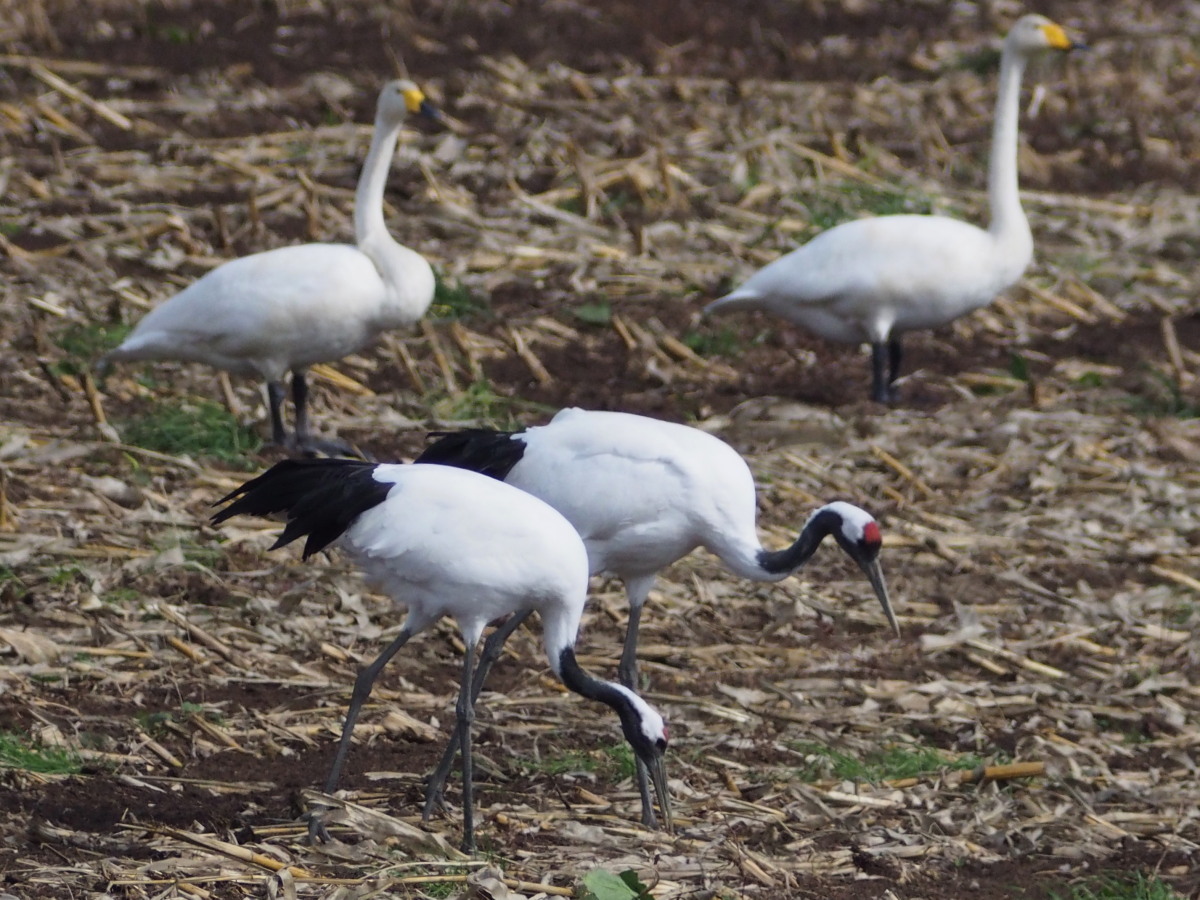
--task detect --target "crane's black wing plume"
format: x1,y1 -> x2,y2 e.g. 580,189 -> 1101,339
414,428 -> 527,481
212,458 -> 392,558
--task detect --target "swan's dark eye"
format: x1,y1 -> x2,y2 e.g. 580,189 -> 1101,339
656,737 -> 668,751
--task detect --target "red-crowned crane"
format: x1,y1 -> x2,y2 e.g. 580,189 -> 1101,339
704,15 -> 1083,403
414,406 -> 898,825
212,457 -> 672,850
104,80 -> 440,455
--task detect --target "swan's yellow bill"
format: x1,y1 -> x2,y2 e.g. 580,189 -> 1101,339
1040,22 -> 1074,50
402,87 -> 427,113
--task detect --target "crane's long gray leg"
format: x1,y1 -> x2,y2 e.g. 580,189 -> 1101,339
267,380 -> 289,446
457,640 -> 480,853
886,338 -> 903,404
288,369 -> 370,459
619,575 -> 659,829
424,610 -> 532,819
307,624 -> 414,844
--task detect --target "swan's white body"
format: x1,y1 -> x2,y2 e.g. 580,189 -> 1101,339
114,244 -> 424,379
212,459 -> 672,849
711,214 -> 1030,344
105,80 -> 437,450
705,15 -> 1080,402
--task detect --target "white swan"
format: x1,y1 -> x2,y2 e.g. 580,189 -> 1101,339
103,80 -> 439,454
704,15 -> 1082,403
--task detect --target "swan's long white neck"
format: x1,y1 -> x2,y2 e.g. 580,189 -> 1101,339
986,45 -> 1033,260
353,111 -> 435,325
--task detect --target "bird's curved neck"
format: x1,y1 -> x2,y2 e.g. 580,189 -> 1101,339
755,509 -> 838,578
354,112 -> 404,249
352,112 -> 434,322
986,49 -> 1032,251
557,647 -> 635,716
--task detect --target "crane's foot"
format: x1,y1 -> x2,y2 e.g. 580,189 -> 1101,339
305,808 -> 334,844
279,432 -> 374,461
421,786 -> 448,821
869,385 -> 900,405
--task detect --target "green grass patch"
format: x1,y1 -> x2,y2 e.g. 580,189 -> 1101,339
102,587 -> 141,606
47,564 -> 85,586
956,46 -> 1003,75
805,183 -> 934,232
136,701 -> 219,736
118,398 -> 261,464
518,749 -> 598,776
0,566 -> 26,600
1167,602 -> 1195,626
571,301 -> 612,326
1009,352 -> 1031,382
1126,369 -> 1198,419
684,327 -> 741,357
517,743 -> 636,780
427,380 -> 550,428
179,539 -> 224,569
1094,715 -> 1150,746
0,732 -> 81,775
53,322 -> 131,377
430,273 -> 488,320
579,868 -> 654,900
1051,872 -> 1182,900
601,188 -> 638,218
556,195 -> 584,216
790,741 -> 981,783
602,742 -> 636,780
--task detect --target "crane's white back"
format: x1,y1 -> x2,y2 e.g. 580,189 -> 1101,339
510,408 -> 762,578
346,463 -> 591,652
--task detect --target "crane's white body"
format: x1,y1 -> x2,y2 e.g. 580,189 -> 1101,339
349,464 -> 592,662
506,407 -> 774,583
414,407 -> 893,828
213,458 -> 672,847
704,15 -> 1079,399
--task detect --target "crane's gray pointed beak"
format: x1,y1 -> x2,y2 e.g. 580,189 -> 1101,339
860,557 -> 900,637
644,752 -> 674,834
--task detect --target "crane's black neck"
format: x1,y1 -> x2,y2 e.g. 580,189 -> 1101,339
559,647 -> 627,710
559,648 -> 667,774
756,507 -> 840,576
558,648 -> 645,745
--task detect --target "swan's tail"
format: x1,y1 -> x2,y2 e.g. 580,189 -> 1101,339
703,288 -> 765,317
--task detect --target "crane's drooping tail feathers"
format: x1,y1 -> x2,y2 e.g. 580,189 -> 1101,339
414,429 -> 527,480
212,459 -> 391,558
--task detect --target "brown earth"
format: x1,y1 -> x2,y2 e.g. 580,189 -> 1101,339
1,1 -> 1199,898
